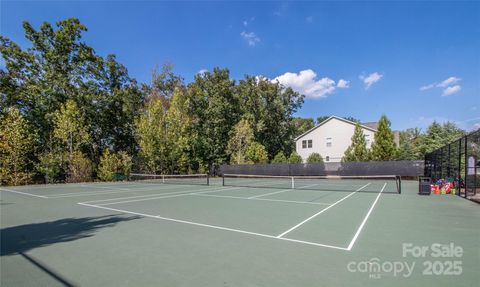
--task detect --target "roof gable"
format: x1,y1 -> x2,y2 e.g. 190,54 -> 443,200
294,116 -> 377,141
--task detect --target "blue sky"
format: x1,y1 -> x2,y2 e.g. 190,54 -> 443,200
1,1 -> 479,131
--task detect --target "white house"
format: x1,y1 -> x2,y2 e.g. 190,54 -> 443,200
295,116 -> 377,163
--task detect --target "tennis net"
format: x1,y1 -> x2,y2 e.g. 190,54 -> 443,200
222,174 -> 401,194
129,173 -> 209,186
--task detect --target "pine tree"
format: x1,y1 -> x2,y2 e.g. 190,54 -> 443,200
370,115 -> 397,160
343,123 -> 369,162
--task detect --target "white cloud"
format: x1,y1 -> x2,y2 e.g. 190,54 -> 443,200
420,84 -> 435,91
337,79 -> 350,88
437,76 -> 461,88
197,69 -> 208,74
240,31 -> 260,46
442,85 -> 461,96
243,20 -> 248,27
271,69 -> 347,99
359,72 -> 383,89
420,76 -> 462,96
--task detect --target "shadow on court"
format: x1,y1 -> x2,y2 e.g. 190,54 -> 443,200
1,215 -> 140,256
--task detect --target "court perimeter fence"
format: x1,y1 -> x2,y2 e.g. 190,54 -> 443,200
219,160 -> 424,177
425,129 -> 480,201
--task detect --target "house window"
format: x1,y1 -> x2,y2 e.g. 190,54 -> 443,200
326,137 -> 332,147
302,140 -> 307,149
307,140 -> 312,148
326,156 -> 330,162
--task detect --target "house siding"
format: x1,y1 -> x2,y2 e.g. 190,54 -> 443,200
295,117 -> 375,163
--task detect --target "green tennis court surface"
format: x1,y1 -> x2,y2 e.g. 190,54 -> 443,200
1,179 -> 479,286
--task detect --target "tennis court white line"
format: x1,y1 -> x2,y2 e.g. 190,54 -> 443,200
79,184 -> 131,191
79,186 -> 216,204
48,189 -> 137,198
247,183 -> 321,199
94,186 -> 243,206
346,182 -> 387,251
77,202 -> 348,251
0,188 -> 48,199
276,182 -> 371,238
194,193 -> 332,206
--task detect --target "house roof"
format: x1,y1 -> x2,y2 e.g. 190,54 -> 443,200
361,122 -> 379,130
294,115 -> 378,141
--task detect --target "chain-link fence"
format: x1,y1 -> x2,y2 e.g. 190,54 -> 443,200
220,160 -> 424,177
424,129 -> 480,202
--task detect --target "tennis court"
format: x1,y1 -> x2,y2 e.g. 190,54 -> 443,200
1,175 -> 479,286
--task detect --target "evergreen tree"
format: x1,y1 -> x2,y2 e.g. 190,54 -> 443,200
0,108 -> 35,185
307,153 -> 324,163
370,115 -> 397,160
272,152 -> 288,164
246,142 -> 268,164
288,152 -> 303,164
342,123 -> 370,162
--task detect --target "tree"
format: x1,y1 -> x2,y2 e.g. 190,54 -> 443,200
187,68 -> 239,169
292,117 -> 315,137
0,108 -> 35,185
307,153 -> 324,163
36,151 -> 62,184
397,128 -> 423,160
238,76 -> 303,158
227,118 -> 255,164
370,115 -> 398,160
288,152 -> 303,164
135,97 -> 168,173
418,121 -> 464,155
246,142 -> 268,164
52,100 -> 92,182
97,149 -> 132,181
342,123 -> 370,162
272,151 -> 288,164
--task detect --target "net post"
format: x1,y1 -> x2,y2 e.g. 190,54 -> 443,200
397,176 -> 402,194
162,175 -> 165,184
291,176 -> 295,189
207,174 -> 210,186
222,175 -> 225,186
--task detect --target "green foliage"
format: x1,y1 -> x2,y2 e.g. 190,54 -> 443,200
397,128 -> 423,160
288,152 -> 303,164
370,115 -> 398,160
67,151 -> 92,183
53,100 -> 91,154
246,142 -> 268,164
292,117 -> 315,137
306,153 -> 324,163
97,149 -> 132,181
418,121 -> 464,155
343,123 -> 370,162
135,98 -> 168,173
36,151 -> 62,183
271,151 -> 288,164
237,76 -> 304,159
0,108 -> 35,185
187,68 -> 239,168
227,118 -> 255,164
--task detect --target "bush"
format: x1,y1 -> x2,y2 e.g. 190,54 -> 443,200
67,151 -> 92,183
272,152 -> 288,164
37,152 -> 62,184
246,142 -> 268,164
98,149 -> 133,182
288,152 -> 302,164
307,152 -> 324,163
